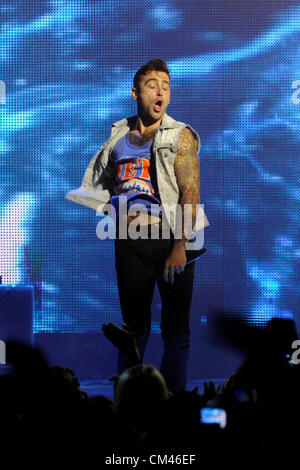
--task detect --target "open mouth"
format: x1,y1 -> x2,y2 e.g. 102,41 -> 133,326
153,100 -> 163,112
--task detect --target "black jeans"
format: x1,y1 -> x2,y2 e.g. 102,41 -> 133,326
114,233 -> 195,393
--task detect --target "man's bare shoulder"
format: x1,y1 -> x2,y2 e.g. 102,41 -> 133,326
174,125 -> 200,202
176,126 -> 197,158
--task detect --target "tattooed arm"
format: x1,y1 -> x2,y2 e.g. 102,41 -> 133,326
173,126 -> 200,244
163,127 -> 200,284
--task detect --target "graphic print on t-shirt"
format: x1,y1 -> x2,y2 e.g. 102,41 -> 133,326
115,157 -> 156,196
110,131 -> 161,216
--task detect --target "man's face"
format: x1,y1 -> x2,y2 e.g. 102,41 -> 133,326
131,70 -> 170,122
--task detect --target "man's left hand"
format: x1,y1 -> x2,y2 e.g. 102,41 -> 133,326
163,242 -> 187,285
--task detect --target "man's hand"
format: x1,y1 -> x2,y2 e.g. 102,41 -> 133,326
163,242 -> 187,285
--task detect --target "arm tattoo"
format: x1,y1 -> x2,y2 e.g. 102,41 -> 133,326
174,127 -> 200,243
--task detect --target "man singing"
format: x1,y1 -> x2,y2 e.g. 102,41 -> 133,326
65,58 -> 209,392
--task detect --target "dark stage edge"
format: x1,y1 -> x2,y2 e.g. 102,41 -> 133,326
79,377 -> 226,400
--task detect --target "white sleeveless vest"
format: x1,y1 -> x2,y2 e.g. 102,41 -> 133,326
65,112 -> 210,235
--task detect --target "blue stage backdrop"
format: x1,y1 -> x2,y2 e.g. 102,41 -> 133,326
1,0 -> 300,334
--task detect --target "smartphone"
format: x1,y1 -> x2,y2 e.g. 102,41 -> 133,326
200,407 -> 227,429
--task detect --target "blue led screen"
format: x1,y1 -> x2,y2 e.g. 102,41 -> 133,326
1,0 -> 300,332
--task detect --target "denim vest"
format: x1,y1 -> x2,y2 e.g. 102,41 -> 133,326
65,112 -> 210,236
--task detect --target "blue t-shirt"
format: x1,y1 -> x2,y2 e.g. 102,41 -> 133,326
110,131 -> 161,218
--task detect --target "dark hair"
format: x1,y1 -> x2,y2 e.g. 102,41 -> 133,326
114,364 -> 169,431
133,58 -> 170,91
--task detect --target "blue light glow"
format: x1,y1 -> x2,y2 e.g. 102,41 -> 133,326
1,1 -> 300,332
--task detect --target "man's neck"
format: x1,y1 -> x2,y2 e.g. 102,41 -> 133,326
135,115 -> 162,136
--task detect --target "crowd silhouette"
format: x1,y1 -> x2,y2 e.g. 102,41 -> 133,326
0,313 -> 299,465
